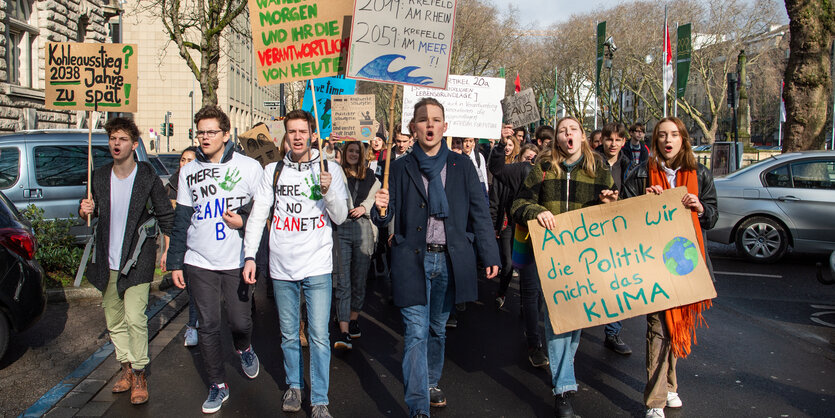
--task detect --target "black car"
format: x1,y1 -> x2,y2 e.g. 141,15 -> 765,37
0,191 -> 46,359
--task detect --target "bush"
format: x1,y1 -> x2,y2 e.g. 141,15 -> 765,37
20,205 -> 83,288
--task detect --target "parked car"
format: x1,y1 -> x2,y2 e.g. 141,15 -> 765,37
0,130 -> 151,238
0,190 -> 46,359
148,155 -> 171,184
156,153 -> 182,174
707,151 -> 835,262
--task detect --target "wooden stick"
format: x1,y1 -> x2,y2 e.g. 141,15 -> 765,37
380,84 -> 397,217
309,79 -> 326,173
87,110 -> 93,226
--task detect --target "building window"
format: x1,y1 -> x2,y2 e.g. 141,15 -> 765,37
6,0 -> 39,88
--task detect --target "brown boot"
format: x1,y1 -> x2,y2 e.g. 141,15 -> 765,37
112,363 -> 132,393
130,369 -> 149,404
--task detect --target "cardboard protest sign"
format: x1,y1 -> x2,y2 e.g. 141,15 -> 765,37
331,94 -> 378,141
45,42 -> 138,112
501,88 -> 540,128
239,124 -> 279,167
248,0 -> 353,85
527,187 -> 716,335
346,0 -> 457,89
265,120 -> 286,143
401,75 -> 506,138
301,76 -> 356,138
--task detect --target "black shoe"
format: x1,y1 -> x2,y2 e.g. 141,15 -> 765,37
528,346 -> 550,368
455,303 -> 466,312
604,334 -> 632,355
349,320 -> 361,339
334,332 -> 352,350
555,392 -> 576,418
429,386 -> 447,407
445,317 -> 457,329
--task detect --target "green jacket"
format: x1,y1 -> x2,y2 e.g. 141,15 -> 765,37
511,154 -> 615,223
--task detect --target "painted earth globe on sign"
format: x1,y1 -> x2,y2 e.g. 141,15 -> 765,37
663,236 -> 700,276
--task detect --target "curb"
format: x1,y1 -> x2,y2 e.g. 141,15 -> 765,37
46,276 -> 175,303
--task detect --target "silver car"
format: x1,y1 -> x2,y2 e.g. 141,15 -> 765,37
707,150 -> 835,263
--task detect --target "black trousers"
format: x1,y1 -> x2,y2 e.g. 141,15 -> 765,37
185,264 -> 253,384
497,225 -> 514,296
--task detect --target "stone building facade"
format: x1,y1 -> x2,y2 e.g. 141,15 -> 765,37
0,0 -> 121,133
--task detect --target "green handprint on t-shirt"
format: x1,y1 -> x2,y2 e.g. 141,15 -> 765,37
302,174 -> 322,201
218,167 -> 242,191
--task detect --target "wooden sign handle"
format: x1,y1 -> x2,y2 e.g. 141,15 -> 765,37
380,84 -> 397,217
87,110 -> 92,226
308,79 -> 326,174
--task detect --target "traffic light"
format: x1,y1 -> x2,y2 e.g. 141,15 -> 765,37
189,128 -> 193,139
168,123 -> 174,135
160,123 -> 167,136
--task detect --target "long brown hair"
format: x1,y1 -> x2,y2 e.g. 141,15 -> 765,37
548,116 -> 598,177
505,135 -> 520,163
650,117 -> 697,171
341,141 -> 367,180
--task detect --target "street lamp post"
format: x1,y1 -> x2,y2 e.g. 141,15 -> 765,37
189,90 -> 194,146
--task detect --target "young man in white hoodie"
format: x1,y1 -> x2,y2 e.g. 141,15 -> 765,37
243,109 -> 348,418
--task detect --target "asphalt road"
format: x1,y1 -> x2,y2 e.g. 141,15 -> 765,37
97,244 -> 835,418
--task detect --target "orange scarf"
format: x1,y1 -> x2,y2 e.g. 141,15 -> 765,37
648,162 -> 712,358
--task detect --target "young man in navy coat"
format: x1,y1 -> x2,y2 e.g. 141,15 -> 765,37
372,98 -> 500,417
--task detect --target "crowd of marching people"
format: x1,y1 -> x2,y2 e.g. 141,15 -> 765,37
79,99 -> 715,418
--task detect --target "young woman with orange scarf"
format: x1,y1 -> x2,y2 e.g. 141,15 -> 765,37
622,117 -> 717,418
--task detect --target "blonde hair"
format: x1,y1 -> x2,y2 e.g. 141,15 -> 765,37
341,141 -> 368,180
505,135 -> 520,164
548,116 -> 598,178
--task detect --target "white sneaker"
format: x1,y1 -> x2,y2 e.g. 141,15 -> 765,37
184,326 -> 198,347
645,408 -> 665,418
666,391 -> 682,408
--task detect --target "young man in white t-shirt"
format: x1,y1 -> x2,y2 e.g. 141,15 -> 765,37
243,109 -> 348,418
79,117 -> 174,406
166,106 -> 263,414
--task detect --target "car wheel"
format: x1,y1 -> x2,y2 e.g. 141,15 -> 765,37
0,312 -> 8,360
735,216 -> 789,263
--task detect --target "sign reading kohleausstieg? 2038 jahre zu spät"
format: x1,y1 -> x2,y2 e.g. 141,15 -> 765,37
45,42 -> 138,112
527,187 -> 717,335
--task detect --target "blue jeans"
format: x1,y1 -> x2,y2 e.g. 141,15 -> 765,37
273,274 -> 332,406
400,251 -> 453,417
605,321 -> 623,336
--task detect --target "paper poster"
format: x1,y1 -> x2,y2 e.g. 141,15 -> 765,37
501,88 -> 540,128
45,42 -> 138,112
331,94 -> 378,141
301,76 -> 357,138
346,0 -> 457,89
248,0 -> 354,85
527,187 -> 717,334
401,75 -> 505,138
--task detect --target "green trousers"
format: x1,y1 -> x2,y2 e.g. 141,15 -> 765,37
102,270 -> 150,370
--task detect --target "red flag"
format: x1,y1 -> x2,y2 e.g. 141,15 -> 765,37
514,73 -> 521,93
662,14 -> 673,96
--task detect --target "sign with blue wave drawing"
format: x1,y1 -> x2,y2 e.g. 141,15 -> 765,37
526,187 -> 716,334
302,77 -> 356,139
346,0 -> 457,89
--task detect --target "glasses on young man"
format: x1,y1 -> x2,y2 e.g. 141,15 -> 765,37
196,129 -> 224,137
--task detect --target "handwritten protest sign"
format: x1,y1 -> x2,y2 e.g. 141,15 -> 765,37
301,76 -> 356,138
248,0 -> 353,86
346,0 -> 457,89
239,124 -> 279,167
45,43 -> 137,112
401,75 -> 505,138
501,88 -> 540,128
527,187 -> 716,335
331,95 -> 378,141
265,120 -> 286,143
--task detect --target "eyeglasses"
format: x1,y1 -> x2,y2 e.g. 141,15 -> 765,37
196,129 -> 224,137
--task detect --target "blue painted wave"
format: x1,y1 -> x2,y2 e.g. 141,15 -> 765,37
356,54 -> 433,85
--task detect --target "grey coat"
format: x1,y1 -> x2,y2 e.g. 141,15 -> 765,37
87,161 -> 174,297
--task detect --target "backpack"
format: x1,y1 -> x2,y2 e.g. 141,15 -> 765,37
255,161 -> 284,273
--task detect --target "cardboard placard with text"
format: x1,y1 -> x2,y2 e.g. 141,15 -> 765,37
331,94 -> 378,141
501,88 -> 539,128
346,0 -> 457,89
401,75 -> 505,139
248,0 -> 353,86
527,187 -> 716,335
45,42 -> 138,112
239,124 -> 279,167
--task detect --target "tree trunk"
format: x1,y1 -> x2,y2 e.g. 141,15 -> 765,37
783,0 -> 834,152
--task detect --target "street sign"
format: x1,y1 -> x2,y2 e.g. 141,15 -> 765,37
263,100 -> 281,108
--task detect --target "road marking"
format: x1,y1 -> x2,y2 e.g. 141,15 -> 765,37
714,271 -> 783,278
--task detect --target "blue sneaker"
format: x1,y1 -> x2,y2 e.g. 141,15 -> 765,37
238,346 -> 259,379
201,383 -> 229,414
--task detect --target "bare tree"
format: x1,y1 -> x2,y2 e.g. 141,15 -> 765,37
782,0 -> 834,151
135,0 -> 248,107
449,0 -> 521,77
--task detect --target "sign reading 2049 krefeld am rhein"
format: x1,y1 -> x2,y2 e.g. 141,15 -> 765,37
527,187 -> 717,335
45,42 -> 138,112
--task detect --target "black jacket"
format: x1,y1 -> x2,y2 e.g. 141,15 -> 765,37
625,141 -> 651,172
594,145 -> 631,192
87,162 -> 174,297
488,142 -> 533,231
621,161 -> 719,231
